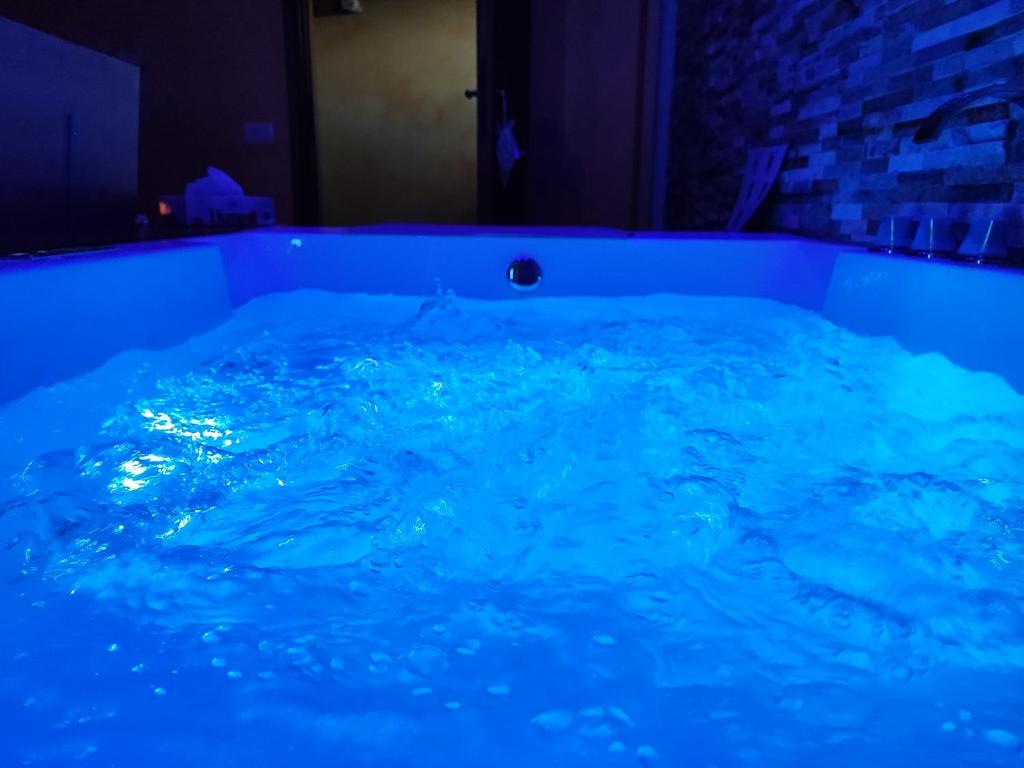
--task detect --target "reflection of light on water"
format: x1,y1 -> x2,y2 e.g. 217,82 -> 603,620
127,407 -> 235,475
110,454 -> 176,493
140,408 -> 233,445
121,460 -> 146,477
158,512 -> 193,540
352,358 -> 379,373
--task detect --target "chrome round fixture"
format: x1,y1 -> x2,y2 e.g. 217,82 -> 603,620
507,257 -> 542,291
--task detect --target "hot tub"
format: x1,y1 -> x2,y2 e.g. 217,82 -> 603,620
1,228 -> 1022,767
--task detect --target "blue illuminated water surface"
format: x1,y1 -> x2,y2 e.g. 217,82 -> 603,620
1,290 -> 1023,767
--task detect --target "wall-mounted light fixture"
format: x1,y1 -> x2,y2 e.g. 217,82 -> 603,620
312,0 -> 363,17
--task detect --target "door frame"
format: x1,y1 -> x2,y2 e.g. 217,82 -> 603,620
475,0 -> 676,230
286,0 -> 677,230
635,0 -> 677,231
282,0 -> 321,225
648,0 -> 678,230
475,0 -> 531,225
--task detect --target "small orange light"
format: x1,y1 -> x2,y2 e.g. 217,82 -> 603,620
158,201 -> 172,216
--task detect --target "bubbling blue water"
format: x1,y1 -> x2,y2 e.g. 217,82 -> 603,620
1,290 -> 1023,767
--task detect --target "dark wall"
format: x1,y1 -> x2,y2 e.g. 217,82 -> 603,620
527,0 -> 649,229
0,18 -> 140,253
667,0 -> 1024,247
0,1 -> 295,232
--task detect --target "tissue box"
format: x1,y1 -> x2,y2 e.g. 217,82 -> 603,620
158,195 -> 276,227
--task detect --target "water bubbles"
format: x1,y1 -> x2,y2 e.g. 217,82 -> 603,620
456,639 -> 481,657
6,291 -> 1024,765
369,651 -> 392,675
152,687 -> 167,697
424,497 -> 455,519
579,722 -> 614,739
75,744 -> 98,759
608,707 -> 635,728
405,646 -> 448,680
637,744 -> 658,763
531,710 -> 574,732
984,729 -> 1019,748
347,581 -> 371,597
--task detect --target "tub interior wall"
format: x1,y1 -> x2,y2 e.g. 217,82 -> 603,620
1,230 -> 1022,405
0,244 -> 232,404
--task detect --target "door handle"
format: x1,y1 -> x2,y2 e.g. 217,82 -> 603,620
465,89 -> 479,100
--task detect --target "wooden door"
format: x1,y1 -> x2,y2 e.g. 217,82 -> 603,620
477,0 -> 661,230
310,0 -> 477,226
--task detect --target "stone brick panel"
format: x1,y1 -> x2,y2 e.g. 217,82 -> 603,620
666,0 -> 1024,249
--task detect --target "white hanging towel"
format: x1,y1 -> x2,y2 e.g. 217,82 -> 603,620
496,90 -> 522,188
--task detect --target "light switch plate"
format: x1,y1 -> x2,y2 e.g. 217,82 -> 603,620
244,122 -> 275,144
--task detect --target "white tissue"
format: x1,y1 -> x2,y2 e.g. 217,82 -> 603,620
186,167 -> 244,199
